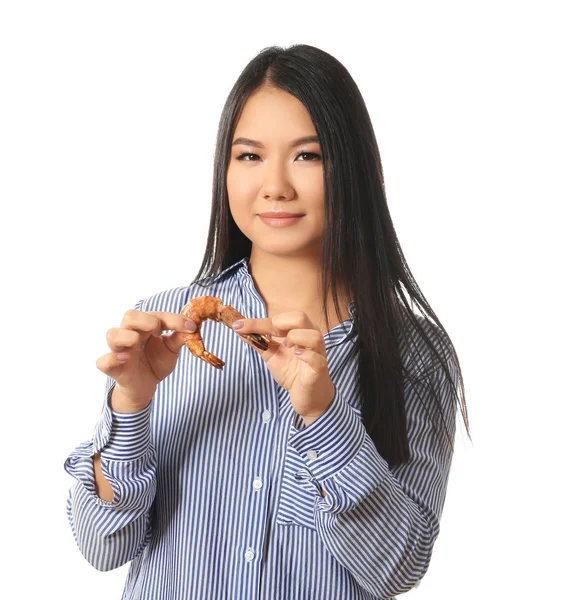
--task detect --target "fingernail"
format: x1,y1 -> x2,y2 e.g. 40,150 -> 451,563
184,321 -> 197,332
232,320 -> 243,330
294,347 -> 305,355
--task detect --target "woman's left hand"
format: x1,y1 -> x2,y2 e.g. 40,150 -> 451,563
233,310 -> 335,426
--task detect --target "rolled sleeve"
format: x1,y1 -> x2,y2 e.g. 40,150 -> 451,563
64,380 -> 156,510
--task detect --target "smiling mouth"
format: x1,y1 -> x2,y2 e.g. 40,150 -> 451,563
258,213 -> 305,218
258,214 -> 305,227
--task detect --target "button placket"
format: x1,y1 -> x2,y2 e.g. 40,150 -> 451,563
240,380 -> 277,573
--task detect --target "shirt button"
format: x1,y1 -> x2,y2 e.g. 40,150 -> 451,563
262,410 -> 272,423
306,450 -> 318,461
244,548 -> 255,562
252,477 -> 263,491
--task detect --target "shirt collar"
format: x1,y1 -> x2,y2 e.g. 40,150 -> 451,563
205,257 -> 249,284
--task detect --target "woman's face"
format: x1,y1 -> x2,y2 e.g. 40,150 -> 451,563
226,85 -> 325,259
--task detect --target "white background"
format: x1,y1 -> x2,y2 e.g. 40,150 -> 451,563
1,1 -> 562,598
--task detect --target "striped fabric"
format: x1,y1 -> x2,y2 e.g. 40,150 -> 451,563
64,256 -> 457,599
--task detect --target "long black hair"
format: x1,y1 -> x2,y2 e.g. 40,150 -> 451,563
193,44 -> 471,468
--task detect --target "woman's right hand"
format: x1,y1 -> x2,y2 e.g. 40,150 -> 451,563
96,309 -> 197,413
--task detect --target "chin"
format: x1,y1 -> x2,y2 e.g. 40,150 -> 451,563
255,238 -> 322,256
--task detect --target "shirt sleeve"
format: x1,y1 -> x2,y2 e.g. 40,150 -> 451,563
63,376 -> 157,571
280,348 -> 458,598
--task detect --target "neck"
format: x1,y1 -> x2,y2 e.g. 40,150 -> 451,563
247,249 -> 351,330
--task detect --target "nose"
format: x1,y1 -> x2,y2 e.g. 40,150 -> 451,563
260,160 -> 295,201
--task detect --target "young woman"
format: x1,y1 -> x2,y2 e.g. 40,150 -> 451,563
65,44 -> 470,599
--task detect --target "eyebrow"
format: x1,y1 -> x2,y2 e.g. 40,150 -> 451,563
231,135 -> 319,149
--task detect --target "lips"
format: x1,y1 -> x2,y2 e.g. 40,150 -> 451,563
258,212 -> 305,218
258,213 -> 305,228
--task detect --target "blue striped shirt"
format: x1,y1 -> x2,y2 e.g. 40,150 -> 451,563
64,256 -> 457,599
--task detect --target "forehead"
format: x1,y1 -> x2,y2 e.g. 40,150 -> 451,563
233,87 -> 316,140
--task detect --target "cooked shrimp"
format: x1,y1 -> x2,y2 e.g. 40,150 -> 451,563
180,296 -> 270,369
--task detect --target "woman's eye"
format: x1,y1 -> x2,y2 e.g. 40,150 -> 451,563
235,152 -> 321,161
296,152 -> 321,161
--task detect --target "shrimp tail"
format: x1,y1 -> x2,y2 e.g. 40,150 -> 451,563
220,305 -> 271,351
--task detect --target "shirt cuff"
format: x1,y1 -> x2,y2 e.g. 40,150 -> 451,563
287,387 -> 366,481
94,382 -> 154,461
